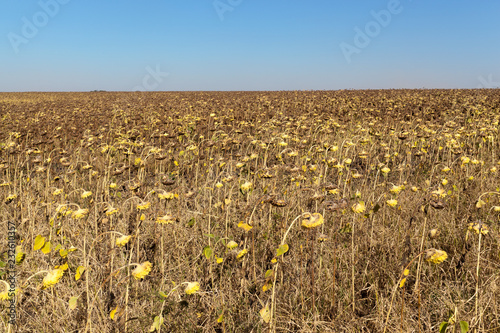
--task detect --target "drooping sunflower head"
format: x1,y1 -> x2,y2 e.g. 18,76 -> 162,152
42,268 -> 65,289
116,235 -> 132,247
185,282 -> 200,295
425,248 -> 448,264
301,212 -> 324,229
132,261 -> 153,280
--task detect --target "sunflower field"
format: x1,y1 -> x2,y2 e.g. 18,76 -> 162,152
1,90 -> 500,332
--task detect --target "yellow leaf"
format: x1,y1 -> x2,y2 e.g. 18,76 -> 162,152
149,315 -> 164,331
34,235 -> 45,251
60,249 -> 69,258
15,246 -> 26,264
110,306 -> 118,320
276,244 -> 289,257
41,241 -> 51,254
217,313 -> 224,323
75,266 -> 85,281
260,305 -> 271,323
399,278 -> 406,288
238,221 -> 253,232
203,246 -> 213,260
69,296 -> 78,310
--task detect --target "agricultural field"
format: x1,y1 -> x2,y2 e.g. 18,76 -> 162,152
1,89 -> 500,332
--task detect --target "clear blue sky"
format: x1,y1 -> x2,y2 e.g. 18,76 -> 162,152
1,0 -> 499,91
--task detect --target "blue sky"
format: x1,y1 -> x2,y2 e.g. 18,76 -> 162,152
1,0 -> 499,91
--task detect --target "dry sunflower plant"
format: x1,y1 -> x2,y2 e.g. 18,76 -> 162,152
0,90 -> 499,332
